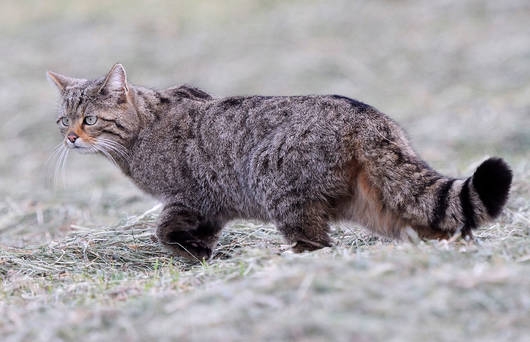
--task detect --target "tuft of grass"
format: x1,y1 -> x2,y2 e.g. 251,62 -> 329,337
2,207 -> 530,341
1,163 -> 529,340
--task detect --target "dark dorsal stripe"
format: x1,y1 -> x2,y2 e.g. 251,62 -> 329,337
459,178 -> 477,229
429,178 -> 455,229
330,94 -> 371,111
173,86 -> 212,101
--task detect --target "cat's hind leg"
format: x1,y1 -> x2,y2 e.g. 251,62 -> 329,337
269,200 -> 332,253
156,202 -> 223,261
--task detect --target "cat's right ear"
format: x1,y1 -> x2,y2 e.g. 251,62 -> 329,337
47,71 -> 77,92
99,63 -> 129,94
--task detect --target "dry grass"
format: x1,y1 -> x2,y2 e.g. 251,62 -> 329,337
1,0 -> 530,341
2,170 -> 529,341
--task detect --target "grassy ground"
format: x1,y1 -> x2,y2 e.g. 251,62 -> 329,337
1,0 -> 529,341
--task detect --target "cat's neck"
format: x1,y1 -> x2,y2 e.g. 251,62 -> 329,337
130,86 -> 162,124
110,84 -> 202,177
101,85 -> 158,176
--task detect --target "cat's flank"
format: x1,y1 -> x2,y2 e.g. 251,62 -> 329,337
47,64 -> 512,260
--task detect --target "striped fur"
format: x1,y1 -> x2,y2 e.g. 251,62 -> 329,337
47,64 -> 513,260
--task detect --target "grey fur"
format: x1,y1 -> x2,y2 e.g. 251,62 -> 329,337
47,64 -> 512,260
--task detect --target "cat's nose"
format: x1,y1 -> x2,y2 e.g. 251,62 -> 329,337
67,132 -> 79,143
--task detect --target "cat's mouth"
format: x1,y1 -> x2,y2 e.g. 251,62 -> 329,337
65,139 -> 97,154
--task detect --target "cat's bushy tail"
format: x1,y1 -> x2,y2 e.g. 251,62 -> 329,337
365,156 -> 512,239
451,157 -> 512,235
351,112 -> 512,238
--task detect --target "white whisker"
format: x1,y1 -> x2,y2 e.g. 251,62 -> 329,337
46,135 -> 131,188
60,147 -> 70,186
94,144 -> 119,168
46,143 -> 64,167
99,138 -> 130,158
94,138 -> 131,164
54,146 -> 64,186
52,144 -> 69,188
46,143 -> 65,187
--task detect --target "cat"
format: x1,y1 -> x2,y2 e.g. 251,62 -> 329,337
47,63 -> 512,260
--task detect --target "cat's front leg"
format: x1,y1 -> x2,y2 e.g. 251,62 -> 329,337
155,203 -> 223,261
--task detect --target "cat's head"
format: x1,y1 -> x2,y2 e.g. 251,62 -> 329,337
47,64 -> 136,160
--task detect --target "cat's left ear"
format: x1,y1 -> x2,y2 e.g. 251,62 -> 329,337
99,63 -> 129,94
46,71 -> 79,92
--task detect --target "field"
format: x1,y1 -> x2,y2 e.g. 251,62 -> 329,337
1,0 -> 529,341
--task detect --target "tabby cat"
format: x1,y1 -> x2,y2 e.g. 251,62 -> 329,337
47,64 -> 512,260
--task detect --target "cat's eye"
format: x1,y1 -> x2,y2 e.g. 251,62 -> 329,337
84,116 -> 98,125
60,117 -> 70,126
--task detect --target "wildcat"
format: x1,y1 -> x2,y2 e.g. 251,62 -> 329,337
47,64 -> 512,260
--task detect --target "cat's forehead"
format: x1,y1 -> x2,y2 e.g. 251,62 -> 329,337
59,86 -> 88,114
62,86 -> 85,101
59,81 -> 102,113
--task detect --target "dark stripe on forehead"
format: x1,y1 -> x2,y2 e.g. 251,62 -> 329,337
73,87 -> 88,113
64,88 -> 87,115
65,97 -> 74,110
73,96 -> 83,114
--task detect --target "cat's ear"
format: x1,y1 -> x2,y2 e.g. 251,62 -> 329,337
99,63 -> 129,94
47,71 -> 78,92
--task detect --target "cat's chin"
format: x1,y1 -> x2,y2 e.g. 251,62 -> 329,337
74,147 -> 96,154
68,145 -> 97,154
65,140 -> 97,154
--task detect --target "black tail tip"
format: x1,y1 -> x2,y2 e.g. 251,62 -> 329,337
472,157 -> 512,218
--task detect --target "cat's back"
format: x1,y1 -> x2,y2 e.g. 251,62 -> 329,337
199,94 -> 376,140
189,93 -> 382,185
204,93 -> 373,122
193,93 -> 381,162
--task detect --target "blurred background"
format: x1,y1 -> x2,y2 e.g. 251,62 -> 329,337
1,0 -> 529,246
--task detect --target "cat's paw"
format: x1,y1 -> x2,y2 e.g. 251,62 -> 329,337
180,240 -> 213,261
159,230 -> 213,261
291,239 -> 331,253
